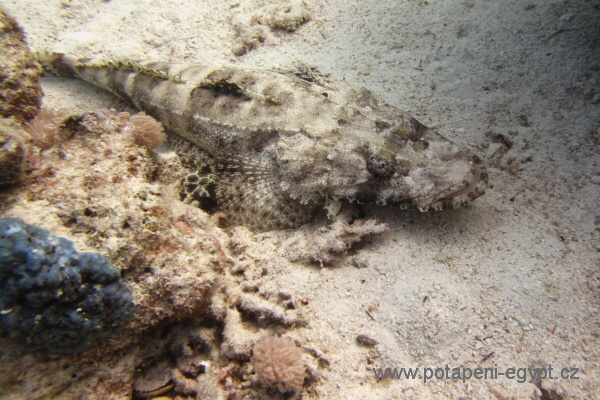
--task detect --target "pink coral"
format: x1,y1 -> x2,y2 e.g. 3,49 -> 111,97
251,335 -> 305,393
24,108 -> 67,150
129,112 -> 166,149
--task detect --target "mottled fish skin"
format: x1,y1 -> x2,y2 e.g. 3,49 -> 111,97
39,53 -> 487,230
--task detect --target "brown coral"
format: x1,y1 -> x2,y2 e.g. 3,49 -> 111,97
24,108 -> 68,149
251,335 -> 305,393
0,10 -> 43,124
129,111 -> 166,149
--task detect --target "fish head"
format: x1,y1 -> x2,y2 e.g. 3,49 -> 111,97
274,112 -> 487,212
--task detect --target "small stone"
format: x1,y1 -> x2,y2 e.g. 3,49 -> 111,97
350,257 -> 369,268
591,175 -> 600,185
559,13 -> 573,22
356,334 -> 378,347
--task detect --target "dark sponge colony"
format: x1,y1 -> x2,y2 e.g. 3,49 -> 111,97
0,218 -> 133,353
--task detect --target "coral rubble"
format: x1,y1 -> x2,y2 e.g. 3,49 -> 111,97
0,117 -> 32,187
0,109 -> 326,399
231,0 -> 312,55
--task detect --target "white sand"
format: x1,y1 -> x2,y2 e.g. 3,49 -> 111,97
2,0 -> 599,398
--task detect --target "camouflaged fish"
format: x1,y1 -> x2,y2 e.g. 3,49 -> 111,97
39,53 -> 487,231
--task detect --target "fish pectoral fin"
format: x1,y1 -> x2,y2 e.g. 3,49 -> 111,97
169,135 -> 217,208
216,156 -> 315,231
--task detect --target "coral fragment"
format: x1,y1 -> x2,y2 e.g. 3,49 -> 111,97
251,335 -> 305,393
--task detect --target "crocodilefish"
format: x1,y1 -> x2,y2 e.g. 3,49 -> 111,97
38,53 -> 487,231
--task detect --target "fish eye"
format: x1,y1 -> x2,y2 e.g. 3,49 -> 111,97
366,152 -> 395,178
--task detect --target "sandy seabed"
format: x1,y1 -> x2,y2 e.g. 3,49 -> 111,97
1,0 -> 599,399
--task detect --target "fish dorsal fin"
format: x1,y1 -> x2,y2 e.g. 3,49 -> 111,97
216,155 -> 315,231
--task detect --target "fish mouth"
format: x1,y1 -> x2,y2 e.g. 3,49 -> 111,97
419,164 -> 487,211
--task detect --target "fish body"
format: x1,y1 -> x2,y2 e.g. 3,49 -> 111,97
40,54 -> 486,230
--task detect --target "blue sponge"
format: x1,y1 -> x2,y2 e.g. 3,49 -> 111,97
0,218 -> 133,353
